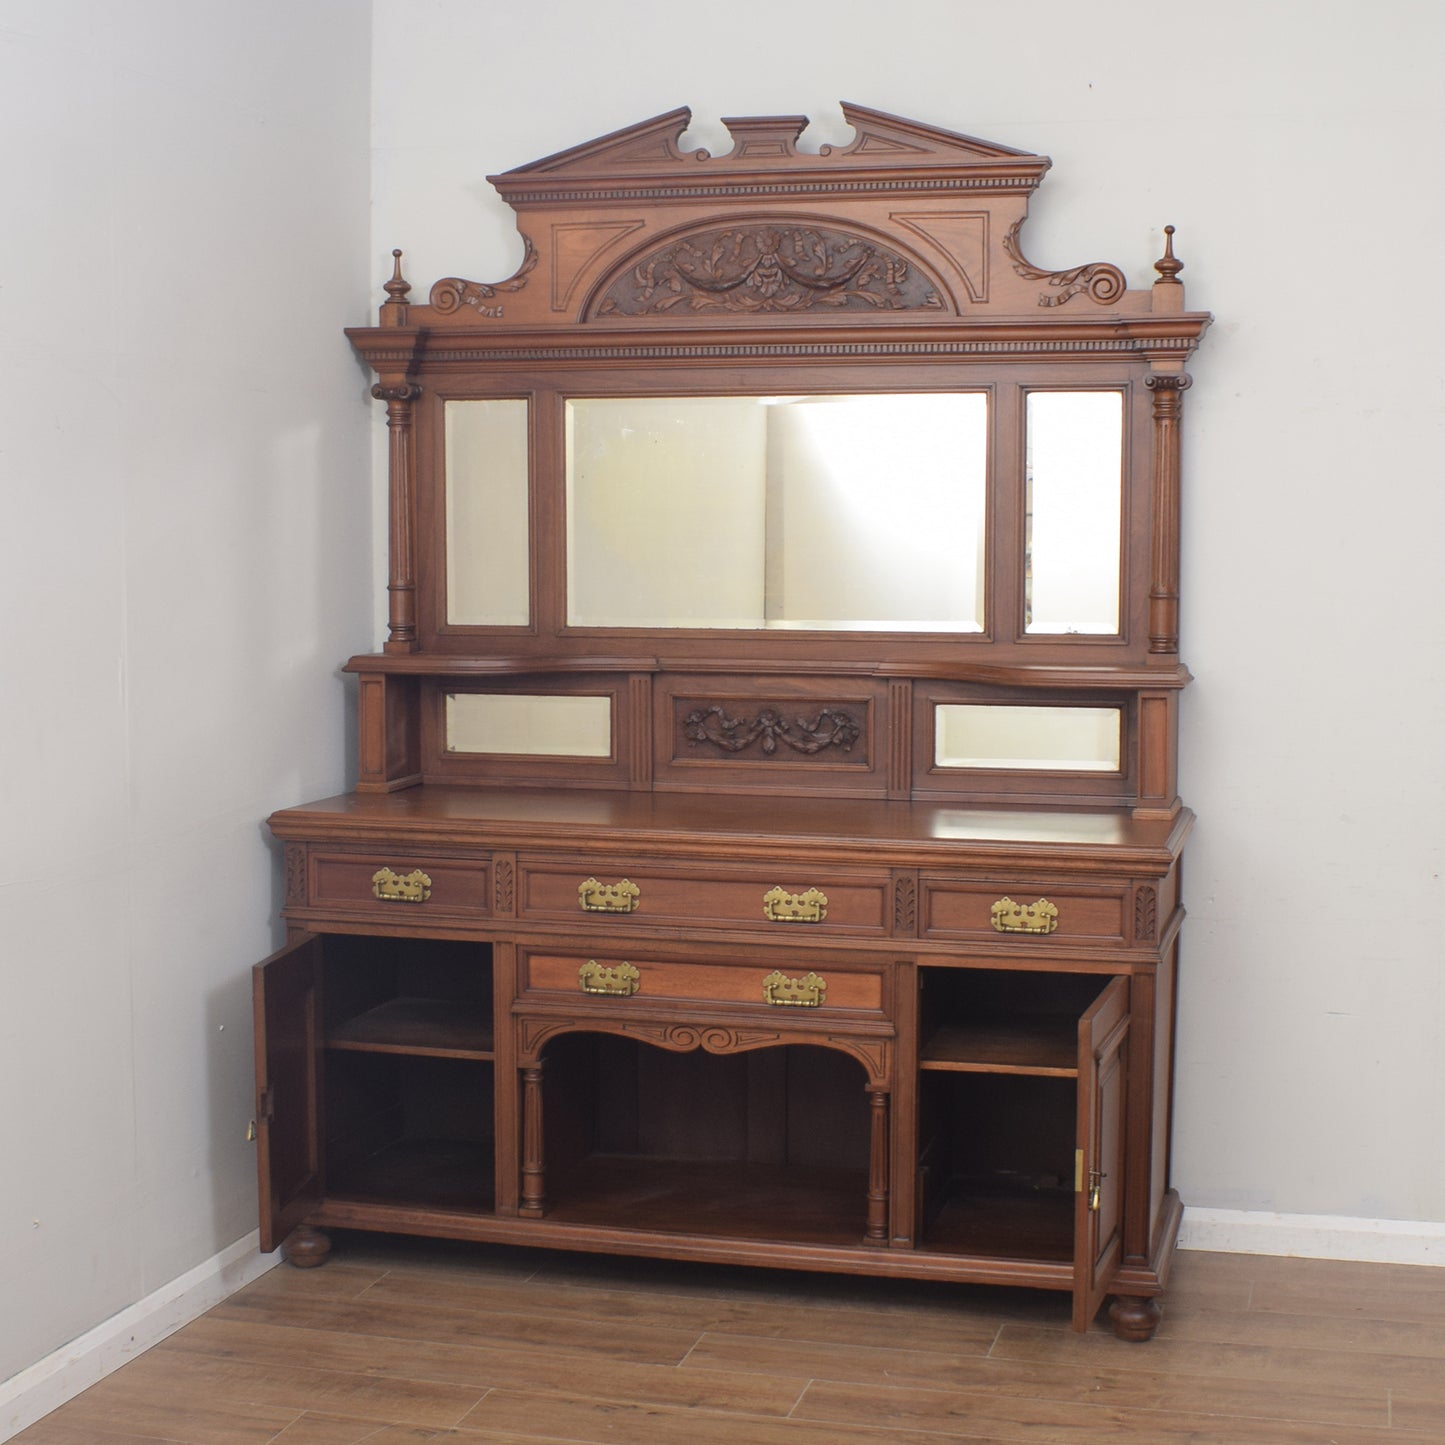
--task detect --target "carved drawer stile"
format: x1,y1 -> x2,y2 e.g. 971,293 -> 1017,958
256,102 -> 1206,1343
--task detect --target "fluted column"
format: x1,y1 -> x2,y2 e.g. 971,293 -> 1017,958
372,379 -> 423,654
865,1086 -> 889,1244
1145,373 -> 1191,655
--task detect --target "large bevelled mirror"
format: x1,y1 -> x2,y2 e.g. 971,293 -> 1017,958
564,393 -> 989,631
445,399 -> 531,626
1024,391 -> 1123,636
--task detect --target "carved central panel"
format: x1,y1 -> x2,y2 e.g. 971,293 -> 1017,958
681,703 -> 863,758
595,223 -> 943,316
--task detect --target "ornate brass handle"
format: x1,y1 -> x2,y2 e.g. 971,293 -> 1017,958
372,867 -> 432,903
762,886 -> 828,924
578,877 -> 640,913
578,960 -> 641,996
990,896 -> 1058,934
762,970 -> 827,1007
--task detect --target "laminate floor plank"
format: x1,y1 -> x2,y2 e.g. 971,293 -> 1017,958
215,1289 -> 702,1367
166,1315 -> 807,1416
791,1377 -> 1445,1444
455,1388 -> 1003,1445
1250,1276 -> 1445,1326
265,1414 -> 577,1443
62,1349 -> 489,1433
16,1240 -> 1445,1445
684,1329 -> 1391,1428
11,1395 -> 304,1444
993,1319 -> 1445,1395
8,1427 -> 195,1445
343,1270 -> 1005,1355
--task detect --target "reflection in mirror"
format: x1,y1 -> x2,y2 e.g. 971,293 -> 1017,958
566,394 -> 987,631
446,694 -> 612,756
934,704 -> 1121,772
446,400 -> 530,626
1025,391 -> 1122,635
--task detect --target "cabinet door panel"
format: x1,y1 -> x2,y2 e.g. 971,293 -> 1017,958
1073,975 -> 1129,1330
253,934 -> 324,1252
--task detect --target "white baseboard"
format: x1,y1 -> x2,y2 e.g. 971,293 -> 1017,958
0,1231 -> 280,1443
1180,1206 -> 1445,1266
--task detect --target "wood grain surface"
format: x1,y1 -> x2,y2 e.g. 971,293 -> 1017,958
15,1237 -> 1445,1443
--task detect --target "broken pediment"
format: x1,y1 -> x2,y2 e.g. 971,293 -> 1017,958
491,104 -> 1049,194
371,106 -> 1185,331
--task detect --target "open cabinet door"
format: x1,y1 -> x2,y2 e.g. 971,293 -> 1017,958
253,934 -> 324,1252
1072,975 -> 1130,1330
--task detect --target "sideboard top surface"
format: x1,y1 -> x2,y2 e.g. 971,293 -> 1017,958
270,786 -> 1191,873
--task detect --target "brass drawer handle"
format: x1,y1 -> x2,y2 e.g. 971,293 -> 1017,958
990,896 -> 1058,934
578,960 -> 641,996
762,886 -> 828,924
762,970 -> 827,1007
372,867 -> 432,903
579,877 -> 640,913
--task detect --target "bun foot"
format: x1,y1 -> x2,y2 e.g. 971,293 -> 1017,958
282,1225 -> 332,1268
1108,1294 -> 1162,1341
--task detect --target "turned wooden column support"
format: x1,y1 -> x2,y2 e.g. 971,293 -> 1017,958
865,1085 -> 890,1244
372,378 -> 423,654
1146,372 -> 1191,655
282,1224 -> 331,1269
520,1063 -> 547,1218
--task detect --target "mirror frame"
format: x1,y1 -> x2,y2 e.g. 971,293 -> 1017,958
347,106 -> 1209,814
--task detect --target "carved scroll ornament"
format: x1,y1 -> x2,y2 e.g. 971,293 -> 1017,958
430,237 -> 540,318
683,705 -> 861,757
597,224 -> 943,316
1002,220 -> 1126,307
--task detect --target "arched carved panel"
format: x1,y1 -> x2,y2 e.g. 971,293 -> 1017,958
517,1016 -> 891,1086
590,221 -> 949,319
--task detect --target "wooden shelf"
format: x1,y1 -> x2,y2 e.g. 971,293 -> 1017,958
920,1021 -> 1078,1077
327,998 -> 495,1060
543,1156 -> 871,1249
327,1138 -> 495,1213
922,1182 -> 1074,1262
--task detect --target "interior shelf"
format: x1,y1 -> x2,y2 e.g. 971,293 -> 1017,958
920,1021 -> 1078,1077
327,1137 -> 495,1213
542,1156 -> 871,1248
922,1181 -> 1074,1262
327,998 -> 495,1060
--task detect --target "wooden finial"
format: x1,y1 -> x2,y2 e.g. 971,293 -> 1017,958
383,249 -> 411,305
1154,225 -> 1184,284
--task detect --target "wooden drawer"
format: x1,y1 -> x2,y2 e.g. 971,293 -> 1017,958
308,850 -> 491,919
920,878 -> 1127,946
518,858 -> 890,936
521,950 -> 887,1016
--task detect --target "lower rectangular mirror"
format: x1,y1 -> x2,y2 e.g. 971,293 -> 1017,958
934,704 -> 1121,772
446,694 -> 613,757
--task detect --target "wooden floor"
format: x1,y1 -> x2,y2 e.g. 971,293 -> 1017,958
14,1234 -> 1445,1443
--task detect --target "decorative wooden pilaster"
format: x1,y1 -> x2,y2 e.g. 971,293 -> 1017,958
365,250 -> 424,656
1146,226 -> 1191,657
520,1063 -> 547,1217
373,378 -> 423,654
865,1086 -> 890,1243
1145,373 -> 1191,655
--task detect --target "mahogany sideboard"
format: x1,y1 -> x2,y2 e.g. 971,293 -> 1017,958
252,105 -> 1209,1340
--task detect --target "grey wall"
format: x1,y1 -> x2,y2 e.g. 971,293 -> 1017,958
0,0 -> 373,1383
371,0 -> 1445,1224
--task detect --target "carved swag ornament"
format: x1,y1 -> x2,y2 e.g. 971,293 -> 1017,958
598,224 -> 942,316
683,705 -> 861,757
